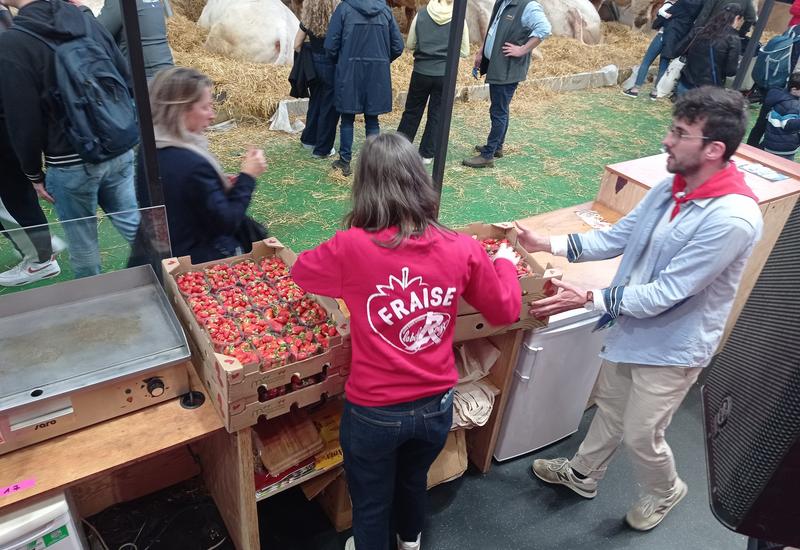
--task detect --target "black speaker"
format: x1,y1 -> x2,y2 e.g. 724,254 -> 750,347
702,198 -> 800,546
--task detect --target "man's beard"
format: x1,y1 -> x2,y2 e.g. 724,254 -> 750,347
666,150 -> 702,177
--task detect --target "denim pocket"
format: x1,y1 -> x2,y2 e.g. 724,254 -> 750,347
346,405 -> 402,460
422,391 -> 453,443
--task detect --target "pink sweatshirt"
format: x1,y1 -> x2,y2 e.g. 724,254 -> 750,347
291,226 -> 521,407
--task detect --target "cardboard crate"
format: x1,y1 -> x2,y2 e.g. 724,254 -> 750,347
203,367 -> 346,432
163,238 -> 351,403
453,222 -> 561,341
303,468 -> 352,532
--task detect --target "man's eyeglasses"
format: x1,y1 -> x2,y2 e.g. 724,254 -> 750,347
667,124 -> 712,142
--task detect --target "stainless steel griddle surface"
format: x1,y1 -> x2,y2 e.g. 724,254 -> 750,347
0,266 -> 189,413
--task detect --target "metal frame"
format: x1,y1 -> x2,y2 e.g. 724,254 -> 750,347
120,0 -> 163,207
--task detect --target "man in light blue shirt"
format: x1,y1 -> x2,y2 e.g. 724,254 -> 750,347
463,0 -> 550,168
516,87 -> 763,532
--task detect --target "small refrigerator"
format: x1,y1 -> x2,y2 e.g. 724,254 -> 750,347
494,308 -> 607,462
0,492 -> 87,550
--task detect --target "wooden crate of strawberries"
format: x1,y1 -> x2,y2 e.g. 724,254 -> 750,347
163,238 -> 351,430
453,222 -> 562,342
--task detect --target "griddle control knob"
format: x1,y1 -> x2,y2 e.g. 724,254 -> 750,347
146,378 -> 165,397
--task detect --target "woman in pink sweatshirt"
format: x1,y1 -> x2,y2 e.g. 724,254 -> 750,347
292,132 -> 521,550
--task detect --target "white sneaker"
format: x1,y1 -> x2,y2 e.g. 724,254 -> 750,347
345,536 -> 355,550
0,257 -> 60,287
51,235 -> 67,256
421,157 -> 433,165
531,457 -> 598,499
397,533 -> 421,550
625,477 -> 688,531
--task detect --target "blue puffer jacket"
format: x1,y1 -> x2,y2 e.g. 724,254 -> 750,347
763,88 -> 800,155
324,0 -> 404,115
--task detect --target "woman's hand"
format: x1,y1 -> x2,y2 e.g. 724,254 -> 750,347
494,243 -> 520,266
241,147 -> 267,179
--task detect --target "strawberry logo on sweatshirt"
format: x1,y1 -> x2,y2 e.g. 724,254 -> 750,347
366,267 -> 456,354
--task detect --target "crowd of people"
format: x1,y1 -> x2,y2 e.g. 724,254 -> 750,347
0,1 -> 787,550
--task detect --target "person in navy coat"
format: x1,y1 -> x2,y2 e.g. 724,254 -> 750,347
325,0 -> 404,176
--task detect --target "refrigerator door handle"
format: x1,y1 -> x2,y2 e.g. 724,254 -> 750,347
516,346 -> 543,383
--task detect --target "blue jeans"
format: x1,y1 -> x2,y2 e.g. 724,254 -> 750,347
635,33 -> 670,88
46,150 -> 140,278
339,113 -> 380,163
676,80 -> 691,96
483,82 -> 518,158
340,390 -> 454,550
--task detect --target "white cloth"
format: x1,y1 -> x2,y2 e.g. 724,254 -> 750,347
452,380 -> 496,429
569,360 -> 701,495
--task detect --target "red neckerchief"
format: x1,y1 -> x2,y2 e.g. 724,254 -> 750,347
671,162 -> 759,220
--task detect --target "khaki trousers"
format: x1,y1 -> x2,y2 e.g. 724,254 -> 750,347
570,361 -> 702,495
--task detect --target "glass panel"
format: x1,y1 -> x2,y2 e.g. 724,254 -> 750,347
0,205 -> 170,295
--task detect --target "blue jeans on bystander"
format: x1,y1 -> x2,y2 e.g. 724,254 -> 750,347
45,149 -> 140,278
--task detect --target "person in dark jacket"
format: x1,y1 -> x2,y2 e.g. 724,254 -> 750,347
660,0 -> 704,63
0,0 -> 140,279
94,0 -> 174,80
623,0 -> 676,99
295,0 -> 340,159
147,67 -> 267,263
463,0 -> 551,168
325,0 -> 404,176
760,72 -> 800,160
0,5 -> 62,287
397,0 -> 469,162
694,0 -> 755,35
676,3 -> 742,95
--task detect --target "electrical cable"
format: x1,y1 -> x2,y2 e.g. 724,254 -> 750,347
118,544 -> 138,550
82,518 -> 111,550
205,537 -> 227,550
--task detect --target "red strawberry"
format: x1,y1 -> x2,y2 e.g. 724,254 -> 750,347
244,281 -> 280,310
216,287 -> 250,313
259,256 -> 290,282
204,315 -> 241,350
275,278 -> 305,302
232,259 -> 262,285
224,341 -> 260,367
176,271 -> 209,295
188,294 -> 225,322
204,263 -> 237,291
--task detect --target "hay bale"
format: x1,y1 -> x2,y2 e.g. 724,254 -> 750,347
168,18 -> 649,122
170,0 -> 207,21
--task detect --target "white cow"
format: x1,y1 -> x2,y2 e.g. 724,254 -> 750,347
468,0 -> 602,46
538,0 -> 602,45
198,0 -> 298,66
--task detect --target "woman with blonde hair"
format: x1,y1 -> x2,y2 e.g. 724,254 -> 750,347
295,0 -> 340,159
146,67 -> 267,262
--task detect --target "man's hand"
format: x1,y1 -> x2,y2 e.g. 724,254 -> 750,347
474,46 -> 483,68
502,42 -> 527,57
514,221 -> 550,253
33,182 -> 55,204
529,279 -> 589,319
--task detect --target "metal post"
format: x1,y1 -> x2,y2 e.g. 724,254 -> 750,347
733,0 -> 775,90
432,0 -> 468,195
120,0 -> 163,207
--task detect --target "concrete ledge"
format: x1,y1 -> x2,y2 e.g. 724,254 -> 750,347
269,64 -> 623,132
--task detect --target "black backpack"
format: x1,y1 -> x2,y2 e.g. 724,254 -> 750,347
12,16 -> 139,163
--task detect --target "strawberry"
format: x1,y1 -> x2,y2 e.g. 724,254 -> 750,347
188,294 -> 225,322
259,256 -> 290,282
275,278 -> 306,302
204,315 -> 241,350
258,385 -> 287,401
231,259 -> 262,285
216,287 -> 250,313
295,298 -> 329,326
238,309 -> 272,338
176,271 -> 208,295
224,341 -> 260,367
244,280 -> 280,310
252,333 -> 292,369
204,263 -> 237,291
263,304 -> 296,333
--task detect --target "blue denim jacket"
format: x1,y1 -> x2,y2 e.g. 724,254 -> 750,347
567,177 -> 763,368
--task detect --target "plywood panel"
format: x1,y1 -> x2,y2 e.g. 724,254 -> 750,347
192,428 -> 259,550
596,169 -> 649,216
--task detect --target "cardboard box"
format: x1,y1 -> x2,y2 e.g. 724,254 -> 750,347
302,468 -> 352,532
162,238 -> 351,404
202,367 -> 346,432
427,429 -> 468,489
453,222 -> 561,342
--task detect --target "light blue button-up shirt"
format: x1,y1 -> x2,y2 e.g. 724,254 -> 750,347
484,0 -> 551,60
562,175 -> 763,368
